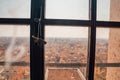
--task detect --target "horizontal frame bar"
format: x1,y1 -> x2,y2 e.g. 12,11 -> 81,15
45,19 -> 120,28
0,62 -> 29,66
96,21 -> 120,27
0,19 -> 120,27
95,63 -> 120,67
0,62 -> 119,67
45,19 -> 91,26
45,63 -> 120,67
0,18 -> 30,24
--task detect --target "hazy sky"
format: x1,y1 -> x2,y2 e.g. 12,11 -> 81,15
0,0 -> 30,18
0,25 -> 30,37
45,26 -> 88,38
0,0 -> 110,39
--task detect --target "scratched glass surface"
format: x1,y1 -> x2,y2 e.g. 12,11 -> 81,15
0,0 -> 30,18
0,25 -> 30,80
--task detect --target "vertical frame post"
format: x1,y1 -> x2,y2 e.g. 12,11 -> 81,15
30,0 -> 44,80
88,0 -> 97,80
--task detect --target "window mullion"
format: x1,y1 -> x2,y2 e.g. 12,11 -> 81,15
87,0 -> 97,80
30,0 -> 44,80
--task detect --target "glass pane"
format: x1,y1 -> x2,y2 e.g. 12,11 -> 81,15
0,0 -> 31,18
45,26 -> 88,80
46,68 -> 85,80
95,27 -> 120,80
95,28 -> 109,63
45,0 -> 89,20
97,0 -> 120,21
94,67 -> 120,80
94,67 -> 107,80
0,25 -> 30,80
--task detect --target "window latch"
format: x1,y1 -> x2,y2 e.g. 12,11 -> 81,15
34,18 -> 41,23
32,35 -> 47,44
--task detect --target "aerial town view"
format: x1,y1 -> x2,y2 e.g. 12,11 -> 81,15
0,37 -> 30,80
45,38 -> 108,80
0,37 -> 108,80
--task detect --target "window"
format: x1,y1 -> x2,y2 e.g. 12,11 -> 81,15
97,0 -> 120,21
45,0 -> 89,20
95,27 -> 120,80
45,26 -> 88,80
0,0 -> 30,18
0,0 -> 31,79
0,25 -> 30,80
0,0 -> 120,80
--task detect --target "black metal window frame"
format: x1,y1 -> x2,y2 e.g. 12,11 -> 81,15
0,0 -> 120,80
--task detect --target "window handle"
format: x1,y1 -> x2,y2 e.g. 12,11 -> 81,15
32,35 -> 47,44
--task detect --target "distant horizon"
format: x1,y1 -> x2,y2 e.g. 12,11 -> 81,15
0,37 -> 109,40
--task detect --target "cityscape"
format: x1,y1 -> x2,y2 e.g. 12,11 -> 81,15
0,37 -> 108,80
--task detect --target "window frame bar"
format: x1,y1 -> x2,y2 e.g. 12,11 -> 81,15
0,18 -> 30,24
87,0 -> 97,80
0,18 -> 120,28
